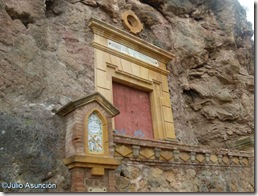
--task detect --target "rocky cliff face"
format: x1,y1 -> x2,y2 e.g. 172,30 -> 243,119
0,0 -> 253,192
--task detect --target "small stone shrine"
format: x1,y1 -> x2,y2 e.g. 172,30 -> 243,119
56,92 -> 121,192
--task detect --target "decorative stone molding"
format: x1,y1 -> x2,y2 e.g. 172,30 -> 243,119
88,18 -> 175,65
56,92 -> 119,117
63,155 -> 120,170
113,135 -> 254,167
121,10 -> 143,34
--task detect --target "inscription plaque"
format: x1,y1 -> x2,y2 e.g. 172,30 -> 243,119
88,187 -> 107,192
108,40 -> 158,66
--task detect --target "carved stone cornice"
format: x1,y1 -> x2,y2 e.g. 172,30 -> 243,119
56,92 -> 120,117
88,18 -> 175,64
92,41 -> 170,76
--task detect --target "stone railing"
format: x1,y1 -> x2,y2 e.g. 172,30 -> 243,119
113,135 -> 254,167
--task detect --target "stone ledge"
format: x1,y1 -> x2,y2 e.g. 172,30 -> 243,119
64,155 -> 121,169
113,135 -> 254,167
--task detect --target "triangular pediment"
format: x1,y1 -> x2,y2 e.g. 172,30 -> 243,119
56,92 -> 120,117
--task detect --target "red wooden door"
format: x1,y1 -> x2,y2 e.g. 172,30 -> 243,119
112,82 -> 154,139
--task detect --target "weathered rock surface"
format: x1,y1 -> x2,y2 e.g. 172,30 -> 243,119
0,0 -> 254,192
115,163 -> 254,192
0,111 -> 70,192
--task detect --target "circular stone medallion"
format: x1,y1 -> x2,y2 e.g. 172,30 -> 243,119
121,10 -> 143,34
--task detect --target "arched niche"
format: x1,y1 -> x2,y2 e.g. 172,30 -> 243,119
84,110 -> 109,156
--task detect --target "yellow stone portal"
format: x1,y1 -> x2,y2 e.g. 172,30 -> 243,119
89,18 -> 176,140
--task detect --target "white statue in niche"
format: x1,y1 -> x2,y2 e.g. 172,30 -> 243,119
88,112 -> 103,153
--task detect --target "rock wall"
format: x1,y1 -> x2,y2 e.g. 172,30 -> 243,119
0,112 -> 70,192
115,162 -> 254,192
0,0 -> 254,192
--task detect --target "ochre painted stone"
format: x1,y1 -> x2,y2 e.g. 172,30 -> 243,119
242,158 -> 249,165
160,151 -> 173,161
180,152 -> 190,162
210,155 -> 218,163
140,148 -> 155,159
222,156 -> 229,164
233,157 -> 240,165
196,154 -> 205,163
115,145 -> 132,157
91,167 -> 105,175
